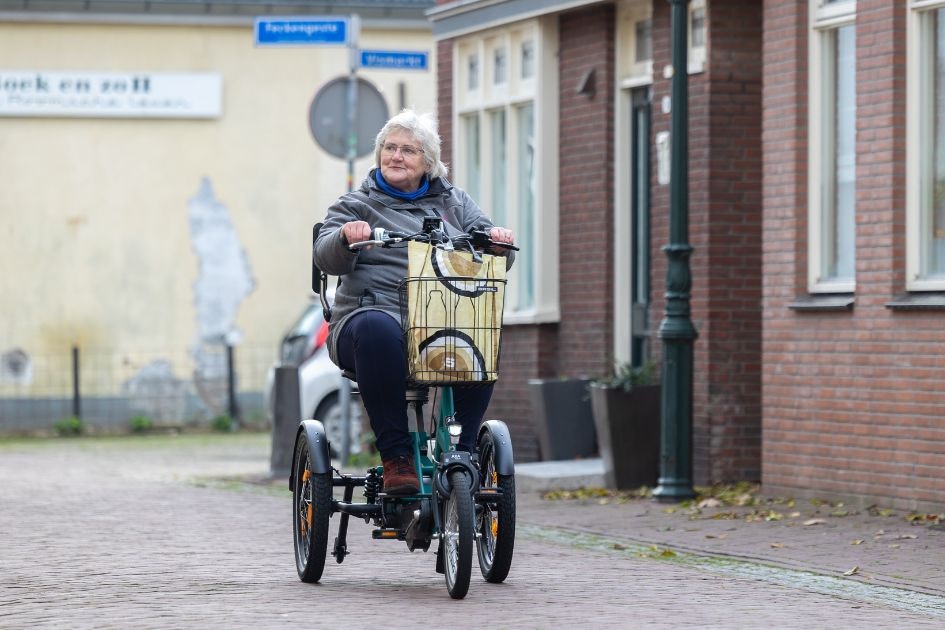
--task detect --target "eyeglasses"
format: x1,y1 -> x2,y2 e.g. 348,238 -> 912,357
381,143 -> 423,158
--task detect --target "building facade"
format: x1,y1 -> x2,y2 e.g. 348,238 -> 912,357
432,0 -> 944,512
0,1 -> 436,429
430,0 -> 764,477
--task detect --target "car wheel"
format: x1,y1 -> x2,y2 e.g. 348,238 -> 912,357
313,392 -> 363,458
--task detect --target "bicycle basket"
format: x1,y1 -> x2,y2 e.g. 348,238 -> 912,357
400,241 -> 507,385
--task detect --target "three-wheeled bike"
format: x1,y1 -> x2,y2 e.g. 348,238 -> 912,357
291,218 -> 517,599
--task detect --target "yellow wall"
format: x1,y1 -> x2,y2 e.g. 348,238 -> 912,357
0,20 -> 435,395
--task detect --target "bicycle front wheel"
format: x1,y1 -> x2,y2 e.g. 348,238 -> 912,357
443,469 -> 474,599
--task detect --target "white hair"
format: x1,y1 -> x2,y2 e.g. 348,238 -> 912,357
374,109 -> 449,179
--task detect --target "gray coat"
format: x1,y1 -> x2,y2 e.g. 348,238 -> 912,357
313,169 -> 514,365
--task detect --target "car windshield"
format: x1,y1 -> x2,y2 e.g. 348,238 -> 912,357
287,303 -> 324,338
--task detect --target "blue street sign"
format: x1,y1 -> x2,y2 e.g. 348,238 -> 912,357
359,50 -> 429,71
254,16 -> 349,46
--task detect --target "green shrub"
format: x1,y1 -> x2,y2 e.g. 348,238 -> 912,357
128,414 -> 154,433
54,416 -> 84,436
211,414 -> 234,432
597,361 -> 659,392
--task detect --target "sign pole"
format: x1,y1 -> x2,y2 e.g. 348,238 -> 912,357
338,14 -> 360,467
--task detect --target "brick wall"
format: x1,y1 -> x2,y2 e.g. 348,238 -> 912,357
651,0 -> 764,484
763,0 -> 945,512
556,4 -> 616,379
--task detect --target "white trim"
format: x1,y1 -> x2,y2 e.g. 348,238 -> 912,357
807,0 -> 857,293
429,0 -> 606,41
614,0 -> 652,364
452,16 -> 559,321
906,1 -> 945,290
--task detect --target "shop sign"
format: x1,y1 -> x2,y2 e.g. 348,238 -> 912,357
0,71 -> 223,119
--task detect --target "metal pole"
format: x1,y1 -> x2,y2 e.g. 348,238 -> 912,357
71,345 -> 81,420
226,343 -> 239,429
338,14 -> 361,467
653,0 -> 697,502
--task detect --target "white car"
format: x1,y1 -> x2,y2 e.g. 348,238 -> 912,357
264,298 -> 363,457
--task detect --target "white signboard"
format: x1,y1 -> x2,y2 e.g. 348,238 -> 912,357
0,71 -> 223,119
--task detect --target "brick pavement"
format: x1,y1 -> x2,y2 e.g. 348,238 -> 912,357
0,434 -> 942,629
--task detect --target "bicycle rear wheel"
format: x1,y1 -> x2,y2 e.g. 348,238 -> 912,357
476,429 -> 516,582
293,434 -> 332,582
443,469 -> 474,599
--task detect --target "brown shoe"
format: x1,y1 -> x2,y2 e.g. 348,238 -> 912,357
382,455 -> 420,495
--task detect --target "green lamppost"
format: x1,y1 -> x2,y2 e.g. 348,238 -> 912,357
653,0 -> 697,502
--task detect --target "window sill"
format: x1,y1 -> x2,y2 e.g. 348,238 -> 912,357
504,306 -> 560,326
885,293 -> 945,311
788,294 -> 854,312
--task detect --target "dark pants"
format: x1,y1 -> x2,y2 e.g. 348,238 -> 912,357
336,310 -> 493,459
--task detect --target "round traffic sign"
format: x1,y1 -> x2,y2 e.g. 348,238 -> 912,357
308,76 -> 389,159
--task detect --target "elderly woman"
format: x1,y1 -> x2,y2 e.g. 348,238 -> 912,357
313,109 -> 515,495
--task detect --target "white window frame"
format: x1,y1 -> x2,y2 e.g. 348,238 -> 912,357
454,18 -> 559,324
808,0 -> 857,293
689,0 -> 707,74
615,0 -> 654,364
907,0 -> 945,291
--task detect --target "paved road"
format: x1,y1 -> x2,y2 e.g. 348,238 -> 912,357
0,434 -> 941,629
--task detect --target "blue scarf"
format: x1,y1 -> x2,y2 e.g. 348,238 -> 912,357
374,169 -> 430,201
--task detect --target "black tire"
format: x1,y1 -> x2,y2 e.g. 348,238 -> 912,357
476,429 -> 516,583
292,434 -> 332,583
314,393 -> 362,459
443,469 -> 474,599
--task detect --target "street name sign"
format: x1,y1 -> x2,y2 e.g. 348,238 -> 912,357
359,50 -> 428,71
254,16 -> 349,47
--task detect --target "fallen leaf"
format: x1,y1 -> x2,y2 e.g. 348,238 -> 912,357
874,529 -> 886,537
897,534 -> 918,540
699,498 -> 722,508
770,542 -> 784,548
613,543 -> 626,550
889,544 -> 901,549
789,512 -> 801,518
830,509 -> 850,517
843,566 -> 860,576
804,518 -> 826,526
659,548 -> 677,558
663,507 -> 677,514
851,539 -> 864,545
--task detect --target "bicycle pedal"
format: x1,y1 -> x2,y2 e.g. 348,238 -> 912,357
372,528 -> 403,540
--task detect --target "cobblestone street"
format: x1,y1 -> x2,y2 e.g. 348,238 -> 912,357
1,434 -> 942,629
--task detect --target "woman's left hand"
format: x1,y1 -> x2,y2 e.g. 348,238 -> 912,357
489,227 -> 515,247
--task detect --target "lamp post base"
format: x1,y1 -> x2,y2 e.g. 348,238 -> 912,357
652,477 -> 696,503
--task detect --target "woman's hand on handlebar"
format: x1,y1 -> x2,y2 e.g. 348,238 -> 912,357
342,221 -> 372,247
489,227 -> 515,250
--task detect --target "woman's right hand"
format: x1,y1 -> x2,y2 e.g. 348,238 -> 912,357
341,221 -> 371,246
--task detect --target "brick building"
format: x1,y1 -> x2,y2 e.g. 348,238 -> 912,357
431,0 -> 944,512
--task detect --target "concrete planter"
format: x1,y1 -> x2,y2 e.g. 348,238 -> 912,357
527,378 -> 597,461
589,382 -> 660,489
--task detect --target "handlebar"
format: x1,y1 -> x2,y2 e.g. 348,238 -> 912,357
347,218 -> 519,253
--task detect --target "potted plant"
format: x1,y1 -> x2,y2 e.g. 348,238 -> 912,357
589,362 -> 660,489
527,376 -> 598,461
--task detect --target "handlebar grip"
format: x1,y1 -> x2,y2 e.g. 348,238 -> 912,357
470,230 -> 520,252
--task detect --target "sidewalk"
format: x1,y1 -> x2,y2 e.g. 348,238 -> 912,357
514,458 -> 945,599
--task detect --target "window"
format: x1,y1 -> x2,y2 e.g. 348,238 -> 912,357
808,0 -> 857,293
689,0 -> 707,73
454,20 -> 559,321
908,2 -> 945,290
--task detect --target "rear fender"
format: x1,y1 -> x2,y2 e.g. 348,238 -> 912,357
289,419 -> 331,490
479,419 -> 515,476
